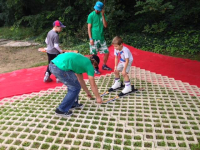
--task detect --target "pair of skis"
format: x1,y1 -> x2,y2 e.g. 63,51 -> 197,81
100,83 -> 124,97
101,85 -> 144,104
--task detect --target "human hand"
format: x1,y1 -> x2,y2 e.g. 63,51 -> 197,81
87,92 -> 93,98
122,70 -> 126,76
96,97 -> 102,104
101,9 -> 105,15
90,40 -> 94,45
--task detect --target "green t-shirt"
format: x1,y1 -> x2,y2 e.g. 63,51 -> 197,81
52,53 -> 94,76
87,11 -> 107,41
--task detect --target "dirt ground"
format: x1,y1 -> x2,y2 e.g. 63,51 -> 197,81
0,46 -> 47,74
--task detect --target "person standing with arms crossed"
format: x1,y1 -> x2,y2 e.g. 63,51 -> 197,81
87,1 -> 111,75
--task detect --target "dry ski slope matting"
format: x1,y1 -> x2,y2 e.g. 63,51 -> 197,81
0,66 -> 200,150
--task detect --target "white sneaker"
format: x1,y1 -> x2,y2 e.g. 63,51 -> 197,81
122,85 -> 132,94
111,80 -> 121,90
44,72 -> 52,82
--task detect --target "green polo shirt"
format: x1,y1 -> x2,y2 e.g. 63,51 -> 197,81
87,11 -> 107,41
52,53 -> 94,76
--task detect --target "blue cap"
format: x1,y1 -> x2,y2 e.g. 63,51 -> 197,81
94,1 -> 104,11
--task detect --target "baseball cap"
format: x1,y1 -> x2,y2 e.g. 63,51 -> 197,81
53,20 -> 66,28
94,1 -> 104,11
91,55 -> 100,64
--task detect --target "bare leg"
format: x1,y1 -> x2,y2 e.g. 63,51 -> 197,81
115,70 -> 120,79
123,73 -> 130,82
103,53 -> 109,65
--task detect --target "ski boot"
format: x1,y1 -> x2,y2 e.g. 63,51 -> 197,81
108,80 -> 124,92
118,85 -> 137,97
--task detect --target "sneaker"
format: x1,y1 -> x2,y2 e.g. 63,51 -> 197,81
94,68 -> 100,75
44,72 -> 53,82
111,80 -> 121,90
102,65 -> 112,71
55,108 -> 72,117
56,78 -> 62,83
122,85 -> 132,94
70,103 -> 84,110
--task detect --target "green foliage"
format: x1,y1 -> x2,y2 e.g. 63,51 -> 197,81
135,0 -> 174,15
165,30 -> 200,55
135,0 -> 174,34
169,1 -> 200,29
121,29 -> 200,57
143,21 -> 167,34
66,42 -> 90,55
0,27 -> 35,40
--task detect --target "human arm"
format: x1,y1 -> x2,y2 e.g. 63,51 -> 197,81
44,38 -> 48,51
54,34 -> 63,53
88,76 -> 102,103
45,38 -> 48,44
76,74 -> 92,98
101,9 -> 107,28
114,56 -> 118,71
42,38 -> 61,52
54,43 -> 63,53
122,58 -> 129,76
88,24 -> 94,45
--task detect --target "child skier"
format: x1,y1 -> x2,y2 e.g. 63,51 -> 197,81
111,36 -> 133,94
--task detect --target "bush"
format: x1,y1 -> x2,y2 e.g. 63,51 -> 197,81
121,29 -> 200,57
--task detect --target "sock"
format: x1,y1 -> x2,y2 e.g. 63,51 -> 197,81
115,78 -> 120,84
125,81 -> 131,86
115,78 -> 120,81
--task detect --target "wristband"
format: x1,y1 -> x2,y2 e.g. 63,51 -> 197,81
90,38 -> 93,40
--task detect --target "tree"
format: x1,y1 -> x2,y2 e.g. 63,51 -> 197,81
134,0 -> 174,34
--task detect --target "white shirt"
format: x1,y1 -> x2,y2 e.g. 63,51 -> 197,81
114,46 -> 133,62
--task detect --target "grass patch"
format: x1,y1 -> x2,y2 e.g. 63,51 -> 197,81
0,27 -> 36,40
